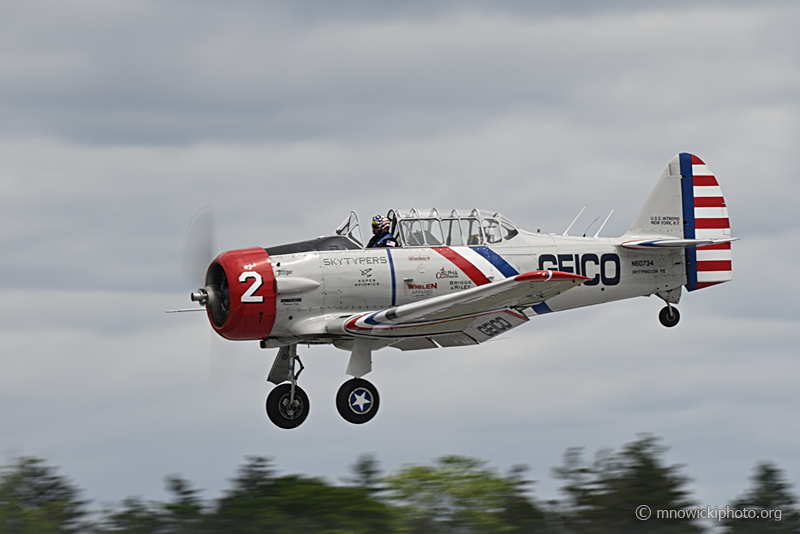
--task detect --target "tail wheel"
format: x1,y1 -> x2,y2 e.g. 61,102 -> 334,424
336,378 -> 380,424
659,306 -> 680,328
266,384 -> 309,429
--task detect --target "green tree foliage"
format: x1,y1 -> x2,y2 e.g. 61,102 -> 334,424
552,434 -> 703,534
99,497 -> 165,534
161,475 -> 205,533
209,455 -> 393,534
343,453 -> 385,497
721,462 -> 800,533
500,464 -> 551,534
0,456 -> 88,534
384,455 -> 548,533
6,437 -> 797,534
99,475 -> 206,534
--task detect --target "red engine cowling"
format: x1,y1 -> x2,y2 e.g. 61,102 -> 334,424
204,247 -> 276,340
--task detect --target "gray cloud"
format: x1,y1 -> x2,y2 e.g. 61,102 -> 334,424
2,2 -> 796,144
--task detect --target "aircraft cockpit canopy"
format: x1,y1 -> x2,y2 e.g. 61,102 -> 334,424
330,208 -> 520,250
387,208 -> 519,247
267,209 -> 520,256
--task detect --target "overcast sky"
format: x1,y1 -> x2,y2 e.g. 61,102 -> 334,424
1,0 -> 798,513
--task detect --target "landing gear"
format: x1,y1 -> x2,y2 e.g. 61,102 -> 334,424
336,378 -> 380,424
263,343 -> 382,428
266,383 -> 309,429
265,344 -> 309,429
659,305 -> 680,327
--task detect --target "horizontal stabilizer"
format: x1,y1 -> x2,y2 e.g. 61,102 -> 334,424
621,237 -> 738,250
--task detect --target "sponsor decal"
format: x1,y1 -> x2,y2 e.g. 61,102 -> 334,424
449,280 -> 474,291
275,268 -> 293,276
322,256 -> 388,266
475,316 -> 513,337
280,297 -> 301,304
408,255 -> 430,261
407,283 -> 437,290
405,281 -> 437,298
435,267 -> 459,279
538,253 -> 621,286
355,268 -> 379,287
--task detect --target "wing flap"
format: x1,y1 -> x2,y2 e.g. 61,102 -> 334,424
430,332 -> 479,347
391,338 -> 440,351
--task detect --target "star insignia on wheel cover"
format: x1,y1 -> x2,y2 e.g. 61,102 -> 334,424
349,389 -> 372,413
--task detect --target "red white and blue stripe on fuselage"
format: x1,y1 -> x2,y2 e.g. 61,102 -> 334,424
433,246 -> 550,315
386,245 -> 554,314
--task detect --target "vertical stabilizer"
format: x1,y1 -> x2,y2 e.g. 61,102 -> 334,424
625,155 -> 685,239
625,154 -> 733,292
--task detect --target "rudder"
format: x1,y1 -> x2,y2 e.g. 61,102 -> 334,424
679,153 -> 732,291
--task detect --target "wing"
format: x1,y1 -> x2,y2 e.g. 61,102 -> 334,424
315,270 -> 589,347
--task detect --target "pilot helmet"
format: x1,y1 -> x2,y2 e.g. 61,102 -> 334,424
371,215 -> 384,231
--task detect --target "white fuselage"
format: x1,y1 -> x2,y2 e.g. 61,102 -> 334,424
265,230 -> 685,343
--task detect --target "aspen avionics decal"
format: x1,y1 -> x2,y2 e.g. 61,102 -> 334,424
355,268 -> 380,287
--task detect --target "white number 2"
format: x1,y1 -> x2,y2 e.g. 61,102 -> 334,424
239,271 -> 264,303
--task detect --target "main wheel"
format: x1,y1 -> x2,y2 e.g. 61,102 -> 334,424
659,306 -> 680,327
266,384 -> 309,429
336,378 -> 380,424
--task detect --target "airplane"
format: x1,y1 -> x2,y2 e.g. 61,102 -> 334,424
173,153 -> 736,429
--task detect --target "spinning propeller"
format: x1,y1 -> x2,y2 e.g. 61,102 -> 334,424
177,207 -> 238,386
182,207 -> 230,325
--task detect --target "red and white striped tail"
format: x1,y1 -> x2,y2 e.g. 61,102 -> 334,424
681,154 -> 733,291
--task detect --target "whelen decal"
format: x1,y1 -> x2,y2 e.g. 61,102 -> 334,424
470,246 -> 519,277
432,247 -> 492,286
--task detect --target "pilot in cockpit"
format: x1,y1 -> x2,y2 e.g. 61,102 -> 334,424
367,215 -> 400,248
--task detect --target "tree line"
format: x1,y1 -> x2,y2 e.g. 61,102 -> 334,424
1,435 -> 798,533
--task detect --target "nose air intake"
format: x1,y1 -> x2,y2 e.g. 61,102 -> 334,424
189,263 -> 230,327
195,247 -> 277,340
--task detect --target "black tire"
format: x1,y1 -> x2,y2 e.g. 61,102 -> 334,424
659,306 -> 680,327
266,384 -> 309,429
336,378 -> 380,424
